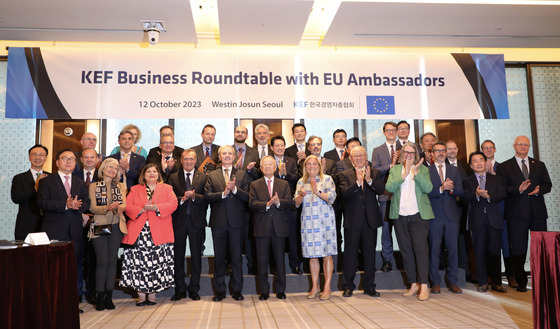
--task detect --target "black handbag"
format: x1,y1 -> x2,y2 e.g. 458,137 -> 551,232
93,223 -> 112,236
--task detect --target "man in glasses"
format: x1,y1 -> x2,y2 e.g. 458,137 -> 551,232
38,148 -> 91,306
11,144 -> 50,240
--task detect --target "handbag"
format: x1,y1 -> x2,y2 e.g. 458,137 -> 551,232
93,223 -> 112,236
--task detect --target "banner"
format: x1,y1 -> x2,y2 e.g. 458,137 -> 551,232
6,47 -> 509,120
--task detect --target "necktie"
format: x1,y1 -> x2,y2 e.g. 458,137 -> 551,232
36,172 -> 41,181
267,179 -> 273,198
224,168 -> 230,182
64,175 -> 71,196
479,175 -> 486,190
123,153 -> 130,164
339,149 -> 344,160
165,155 -> 171,161
261,146 -> 266,159
185,172 -> 191,215
86,171 -> 91,186
205,147 -> 210,158
521,159 -> 529,179
298,144 -> 304,151
452,162 -> 457,167
390,144 -> 395,160
438,165 -> 444,183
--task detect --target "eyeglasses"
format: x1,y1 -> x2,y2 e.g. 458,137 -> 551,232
398,127 -> 410,131
59,156 -> 76,163
30,153 -> 47,158
384,129 -> 397,133
352,153 -> 366,158
433,149 -> 446,153
403,151 -> 416,155
161,141 -> 174,145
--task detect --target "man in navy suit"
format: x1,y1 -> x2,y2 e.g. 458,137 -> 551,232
11,144 -> 50,240
371,122 -> 399,272
285,123 -> 311,165
336,137 -> 362,173
427,142 -> 464,294
248,156 -> 292,300
204,145 -> 250,301
108,130 -> 146,189
463,151 -> 507,293
168,149 -> 208,301
270,135 -> 302,274
38,149 -> 91,301
497,135 -> 552,292
191,124 -> 220,172
324,129 -> 347,163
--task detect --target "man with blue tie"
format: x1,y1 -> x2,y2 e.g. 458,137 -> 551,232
497,136 -> 552,292
108,130 -> 146,189
192,124 -> 220,173
427,142 -> 464,294
463,151 -> 507,293
285,123 -> 311,166
324,129 -> 347,163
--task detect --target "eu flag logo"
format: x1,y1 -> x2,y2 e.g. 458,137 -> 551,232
367,96 -> 395,115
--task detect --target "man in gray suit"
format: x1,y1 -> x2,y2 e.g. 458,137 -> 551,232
371,122 -> 399,272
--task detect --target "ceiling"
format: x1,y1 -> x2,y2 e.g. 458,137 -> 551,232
1,0 -> 560,48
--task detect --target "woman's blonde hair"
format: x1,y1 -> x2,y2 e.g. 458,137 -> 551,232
98,158 -> 121,185
122,124 -> 142,143
398,142 -> 421,163
301,155 -> 324,183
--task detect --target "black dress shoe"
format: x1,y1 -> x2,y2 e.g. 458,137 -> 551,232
342,288 -> 353,297
380,261 -> 392,272
136,301 -> 147,306
232,291 -> 244,301
276,292 -> 286,299
292,266 -> 303,275
87,295 -> 97,305
189,291 -> 201,301
213,293 -> 226,302
516,285 -> 527,292
79,308 -> 84,314
170,292 -> 186,301
259,293 -> 270,300
145,300 -> 156,306
364,290 -> 380,297
477,284 -> 488,292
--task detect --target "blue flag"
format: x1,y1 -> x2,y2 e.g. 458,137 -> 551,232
366,96 -> 395,115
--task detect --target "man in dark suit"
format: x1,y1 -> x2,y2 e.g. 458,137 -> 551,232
339,146 -> 385,298
427,142 -> 464,294
464,151 -> 507,293
324,129 -> 347,163
11,144 -> 50,240
37,149 -> 91,302
271,135 -> 302,274
168,149 -> 208,301
146,125 -> 184,163
420,132 -> 436,166
232,125 -> 260,180
335,137 -> 362,173
204,145 -> 250,301
306,136 -> 337,175
75,147 -> 99,304
284,123 -> 310,165
108,130 -> 146,189
371,122 -> 399,272
497,135 -> 552,292
75,132 -> 98,173
482,139 -> 517,288
147,135 -> 182,182
248,156 -> 292,300
396,121 -> 412,151
254,124 -> 273,160
191,124 -> 220,173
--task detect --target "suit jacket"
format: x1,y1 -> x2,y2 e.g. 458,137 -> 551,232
446,158 -> 472,179
248,177 -> 292,238
336,157 -> 354,173
146,146 -> 183,182
385,164 -> 434,220
324,148 -> 344,163
204,167 -> 250,229
168,169 -> 208,228
233,145 -> 260,180
285,143 -> 310,165
108,152 -> 146,189
123,183 -> 178,246
274,156 -> 299,194
37,173 -> 90,241
74,168 -> 100,184
191,143 -> 220,170
88,182 -> 127,236
371,142 -> 396,202
462,173 -> 506,230
497,156 -> 552,220
428,163 -> 464,221
339,167 -> 385,230
11,170 -> 51,240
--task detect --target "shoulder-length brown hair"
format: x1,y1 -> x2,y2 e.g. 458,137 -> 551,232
138,163 -> 163,185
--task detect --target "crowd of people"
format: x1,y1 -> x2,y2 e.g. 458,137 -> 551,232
10,120 -> 552,313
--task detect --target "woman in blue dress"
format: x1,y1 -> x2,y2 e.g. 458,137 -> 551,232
294,155 -> 337,300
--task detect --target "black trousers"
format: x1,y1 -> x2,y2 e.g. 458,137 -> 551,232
342,221 -> 378,292
173,215 -> 205,294
212,224 -> 243,294
255,226 -> 286,295
394,213 -> 430,285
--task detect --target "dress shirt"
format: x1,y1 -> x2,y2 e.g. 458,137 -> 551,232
296,143 -> 306,151
83,169 -> 95,182
435,162 -> 447,193
336,147 -> 345,160
515,156 -> 530,176
180,169 -> 195,205
222,166 -> 237,197
265,176 -> 275,210
30,168 -> 43,182
258,144 -> 268,158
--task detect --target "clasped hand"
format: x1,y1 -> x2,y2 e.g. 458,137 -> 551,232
66,195 -> 82,210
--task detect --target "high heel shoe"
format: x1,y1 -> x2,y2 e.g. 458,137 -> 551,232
417,284 -> 430,301
319,291 -> 331,300
307,290 -> 320,299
